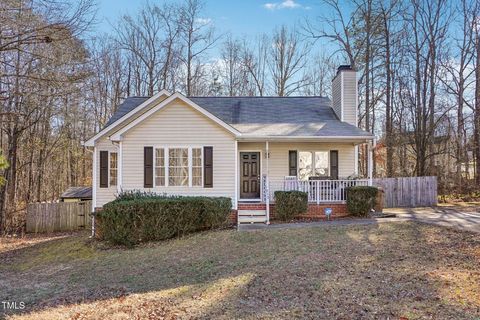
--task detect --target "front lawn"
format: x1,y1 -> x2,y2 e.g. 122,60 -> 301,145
1,222 -> 479,319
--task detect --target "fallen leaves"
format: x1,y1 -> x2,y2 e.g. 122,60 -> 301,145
1,222 -> 480,319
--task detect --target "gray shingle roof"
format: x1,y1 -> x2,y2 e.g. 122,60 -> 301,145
104,97 -> 149,128
60,187 -> 92,199
103,96 -> 373,138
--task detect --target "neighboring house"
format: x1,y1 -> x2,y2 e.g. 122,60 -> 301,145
84,65 -> 375,224
60,187 -> 92,202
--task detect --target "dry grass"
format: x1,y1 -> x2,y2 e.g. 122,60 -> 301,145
1,222 -> 480,319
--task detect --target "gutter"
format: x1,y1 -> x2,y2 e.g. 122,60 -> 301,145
236,135 -> 375,142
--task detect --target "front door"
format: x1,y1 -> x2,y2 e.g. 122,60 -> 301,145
240,152 -> 261,199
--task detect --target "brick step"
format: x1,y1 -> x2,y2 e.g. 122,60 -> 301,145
238,204 -> 267,210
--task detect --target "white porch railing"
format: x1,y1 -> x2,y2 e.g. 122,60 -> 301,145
267,179 -> 369,204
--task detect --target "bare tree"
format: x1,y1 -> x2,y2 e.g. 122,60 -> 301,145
241,35 -> 269,96
220,36 -> 250,96
115,2 -> 181,96
302,52 -> 337,97
439,0 -> 477,185
178,0 -> 219,96
0,0 -> 94,233
269,26 -> 311,96
475,22 -> 480,184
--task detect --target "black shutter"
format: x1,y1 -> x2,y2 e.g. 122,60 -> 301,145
144,147 -> 153,188
288,150 -> 297,176
330,150 -> 339,179
99,151 -> 108,188
204,146 -> 213,188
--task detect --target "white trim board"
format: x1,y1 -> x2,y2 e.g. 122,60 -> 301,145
110,92 -> 241,141
84,89 -> 171,147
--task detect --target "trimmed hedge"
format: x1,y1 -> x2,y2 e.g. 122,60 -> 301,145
274,191 -> 308,221
97,195 -> 232,246
346,186 -> 378,217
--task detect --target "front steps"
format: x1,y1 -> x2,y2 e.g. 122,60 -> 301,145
237,209 -> 268,224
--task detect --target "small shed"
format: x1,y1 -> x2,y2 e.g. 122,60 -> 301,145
60,187 -> 92,202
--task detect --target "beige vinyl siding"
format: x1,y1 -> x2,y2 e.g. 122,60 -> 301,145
331,70 -> 357,127
121,99 -> 236,200
341,71 -> 357,126
331,73 -> 342,121
238,142 -> 356,181
95,137 -> 118,208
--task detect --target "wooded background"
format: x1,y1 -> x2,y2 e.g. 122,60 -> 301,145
1,0 -> 479,232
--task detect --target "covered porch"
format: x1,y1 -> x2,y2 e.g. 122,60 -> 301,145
235,138 -> 375,224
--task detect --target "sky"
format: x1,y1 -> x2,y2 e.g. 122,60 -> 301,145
94,0 -> 336,57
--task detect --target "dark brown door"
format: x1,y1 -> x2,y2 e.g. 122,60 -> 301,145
240,152 -> 261,199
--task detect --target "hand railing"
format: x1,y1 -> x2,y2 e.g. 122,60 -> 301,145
269,178 -> 369,203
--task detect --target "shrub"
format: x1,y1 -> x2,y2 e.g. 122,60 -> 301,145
114,190 -> 168,202
346,186 -> 378,217
274,191 -> 308,221
97,195 -> 232,246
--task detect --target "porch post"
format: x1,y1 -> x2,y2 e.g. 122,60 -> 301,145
368,140 -> 373,186
265,140 -> 270,224
234,140 -> 238,210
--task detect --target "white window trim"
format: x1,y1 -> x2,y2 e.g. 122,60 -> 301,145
152,146 -> 204,188
298,150 -> 330,180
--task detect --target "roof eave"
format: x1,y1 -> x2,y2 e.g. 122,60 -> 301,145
236,135 -> 375,142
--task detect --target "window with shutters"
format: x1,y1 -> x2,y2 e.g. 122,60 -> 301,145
298,151 -> 329,181
110,152 -> 118,186
153,147 -> 203,187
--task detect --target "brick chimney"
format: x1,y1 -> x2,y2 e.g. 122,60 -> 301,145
332,65 -> 357,127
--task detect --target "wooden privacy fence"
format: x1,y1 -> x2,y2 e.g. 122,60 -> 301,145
373,176 -> 437,208
26,201 -> 92,233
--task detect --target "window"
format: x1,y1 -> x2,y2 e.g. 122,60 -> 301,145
153,147 -> 204,187
168,148 -> 189,186
155,148 -> 165,186
314,151 -> 329,176
110,152 -> 118,186
192,148 -> 202,186
298,151 -> 329,181
299,151 -> 312,181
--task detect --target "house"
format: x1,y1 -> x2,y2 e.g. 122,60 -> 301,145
84,65 -> 375,224
60,186 -> 92,202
